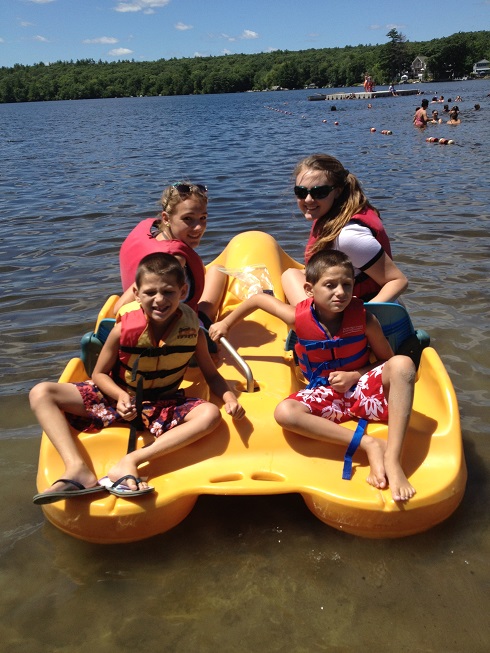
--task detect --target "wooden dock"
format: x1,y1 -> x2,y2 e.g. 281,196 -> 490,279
319,88 -> 420,101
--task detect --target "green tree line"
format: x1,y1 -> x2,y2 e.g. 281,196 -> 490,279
1,30 -> 489,103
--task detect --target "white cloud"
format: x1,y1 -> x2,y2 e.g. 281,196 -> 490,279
114,4 -> 140,11
109,47 -> 134,56
222,48 -> 232,55
0,37 -> 4,43
20,21 -> 34,27
83,37 -> 119,44
27,0 -> 56,4
241,30 -> 259,40
213,30 -> 259,43
114,0 -> 171,13
175,22 -> 193,31
33,35 -> 49,42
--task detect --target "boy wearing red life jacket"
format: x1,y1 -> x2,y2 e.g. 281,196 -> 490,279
209,249 -> 416,502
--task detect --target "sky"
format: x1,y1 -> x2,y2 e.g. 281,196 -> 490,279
1,0 -> 489,68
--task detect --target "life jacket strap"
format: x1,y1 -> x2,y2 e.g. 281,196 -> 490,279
342,419 -> 368,480
127,375 -> 144,454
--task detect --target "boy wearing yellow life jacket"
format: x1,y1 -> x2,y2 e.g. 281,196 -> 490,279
31,252 -> 244,504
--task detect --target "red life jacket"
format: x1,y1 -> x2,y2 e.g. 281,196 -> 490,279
294,297 -> 370,389
114,302 -> 199,400
305,208 -> 392,301
119,218 -> 205,311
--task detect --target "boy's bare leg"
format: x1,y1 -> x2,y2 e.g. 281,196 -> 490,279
275,400 -> 388,488
382,356 -> 417,501
106,402 -> 221,491
29,382 -> 99,494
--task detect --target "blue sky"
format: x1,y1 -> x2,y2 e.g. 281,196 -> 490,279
1,0 -> 489,68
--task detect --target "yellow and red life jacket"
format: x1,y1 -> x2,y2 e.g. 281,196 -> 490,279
115,301 -> 199,400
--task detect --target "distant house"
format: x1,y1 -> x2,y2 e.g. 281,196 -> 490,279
411,56 -> 428,80
473,59 -> 490,77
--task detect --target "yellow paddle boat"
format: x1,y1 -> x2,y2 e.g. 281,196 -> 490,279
35,231 -> 466,543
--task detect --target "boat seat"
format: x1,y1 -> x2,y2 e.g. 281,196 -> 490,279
285,302 -> 430,368
366,303 -> 430,367
80,318 -> 116,376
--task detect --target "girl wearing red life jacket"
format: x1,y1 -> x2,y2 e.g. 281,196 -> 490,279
117,181 -> 226,324
281,153 -> 408,306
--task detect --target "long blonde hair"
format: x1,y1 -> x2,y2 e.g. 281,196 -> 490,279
294,154 -> 378,255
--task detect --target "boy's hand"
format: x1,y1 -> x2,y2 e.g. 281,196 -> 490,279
209,320 -> 229,341
116,394 -> 137,421
328,371 -> 360,393
224,399 -> 245,420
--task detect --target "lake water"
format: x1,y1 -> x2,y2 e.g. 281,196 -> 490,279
1,80 -> 489,652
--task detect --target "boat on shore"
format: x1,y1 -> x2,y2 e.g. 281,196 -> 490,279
35,231 -> 467,543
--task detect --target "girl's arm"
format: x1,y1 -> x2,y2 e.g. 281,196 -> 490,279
113,285 -> 136,315
363,252 -> 408,303
91,323 -> 136,420
209,293 -> 296,341
281,268 -> 308,307
194,331 -> 245,419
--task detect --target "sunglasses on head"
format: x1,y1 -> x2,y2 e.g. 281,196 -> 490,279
293,184 -> 336,200
172,183 -> 208,194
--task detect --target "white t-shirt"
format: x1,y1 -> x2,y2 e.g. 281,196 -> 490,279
335,222 -> 383,275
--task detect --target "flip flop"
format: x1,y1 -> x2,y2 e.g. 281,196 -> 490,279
98,475 -> 155,498
33,478 -> 106,505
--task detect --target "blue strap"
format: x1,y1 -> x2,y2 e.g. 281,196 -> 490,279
342,419 -> 368,480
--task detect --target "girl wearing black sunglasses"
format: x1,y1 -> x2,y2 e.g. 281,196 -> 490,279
282,153 -> 408,307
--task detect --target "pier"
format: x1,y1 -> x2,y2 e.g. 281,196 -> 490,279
313,88 -> 420,101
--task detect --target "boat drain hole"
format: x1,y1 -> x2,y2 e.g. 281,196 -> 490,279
209,473 -> 244,483
251,471 -> 286,482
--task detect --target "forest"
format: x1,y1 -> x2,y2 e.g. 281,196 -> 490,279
1,30 -> 489,103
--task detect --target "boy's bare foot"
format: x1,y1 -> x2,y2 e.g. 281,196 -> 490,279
362,436 -> 388,490
384,458 -> 416,501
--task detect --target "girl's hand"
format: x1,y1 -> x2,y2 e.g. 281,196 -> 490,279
209,320 -> 229,341
328,371 -> 359,393
116,394 -> 137,421
224,399 -> 245,420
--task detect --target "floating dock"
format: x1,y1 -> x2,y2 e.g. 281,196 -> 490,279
316,88 -> 420,101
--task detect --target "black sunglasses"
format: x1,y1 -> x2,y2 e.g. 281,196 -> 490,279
172,183 -> 207,194
294,184 -> 336,200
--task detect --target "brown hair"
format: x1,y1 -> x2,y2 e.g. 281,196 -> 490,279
294,153 -> 378,255
305,249 -> 355,285
135,252 -> 186,288
160,181 -> 208,217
